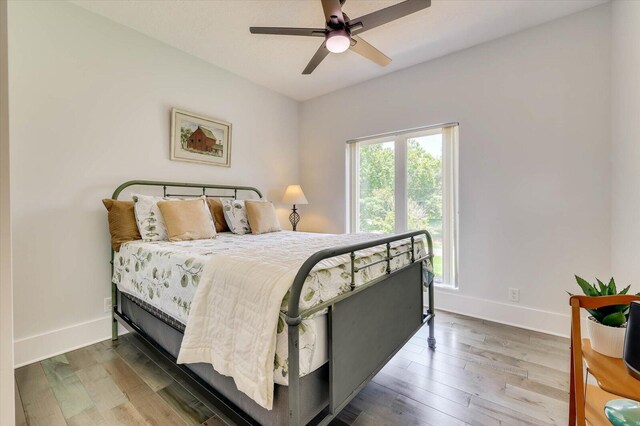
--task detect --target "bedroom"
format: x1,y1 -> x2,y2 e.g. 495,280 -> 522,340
1,0 -> 640,425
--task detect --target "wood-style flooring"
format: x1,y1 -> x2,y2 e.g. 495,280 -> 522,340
15,311 -> 570,425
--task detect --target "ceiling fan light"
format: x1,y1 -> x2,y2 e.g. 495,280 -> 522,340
326,30 -> 350,53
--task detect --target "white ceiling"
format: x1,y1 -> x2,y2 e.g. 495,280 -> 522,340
71,0 -> 607,101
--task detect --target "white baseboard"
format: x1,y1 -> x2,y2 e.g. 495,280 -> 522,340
14,292 -> 571,368
14,315 -> 128,368
434,290 -> 571,338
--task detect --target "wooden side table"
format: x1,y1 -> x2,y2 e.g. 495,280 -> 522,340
583,339 -> 640,402
581,339 -> 640,425
569,295 -> 640,426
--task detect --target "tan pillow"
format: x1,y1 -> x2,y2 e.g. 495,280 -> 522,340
157,198 -> 216,242
245,200 -> 281,235
207,198 -> 230,233
102,199 -> 141,251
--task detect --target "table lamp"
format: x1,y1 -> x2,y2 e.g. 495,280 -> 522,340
605,306 -> 640,426
625,301 -> 640,380
282,185 -> 308,231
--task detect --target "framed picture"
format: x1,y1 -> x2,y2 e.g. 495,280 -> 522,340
170,108 -> 231,167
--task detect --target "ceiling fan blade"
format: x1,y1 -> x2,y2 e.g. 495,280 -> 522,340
350,35 -> 391,67
347,0 -> 431,35
250,27 -> 326,37
321,0 -> 344,24
302,42 -> 330,75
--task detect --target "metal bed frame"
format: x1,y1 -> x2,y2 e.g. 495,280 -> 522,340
110,180 -> 436,426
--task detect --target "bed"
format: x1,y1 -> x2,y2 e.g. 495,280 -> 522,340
110,180 -> 437,425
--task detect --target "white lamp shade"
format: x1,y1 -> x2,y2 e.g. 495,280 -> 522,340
326,31 -> 350,53
282,185 -> 308,205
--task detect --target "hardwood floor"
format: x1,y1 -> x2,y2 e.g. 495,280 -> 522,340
15,311 -> 570,425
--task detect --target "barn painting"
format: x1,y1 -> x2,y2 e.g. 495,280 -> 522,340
171,108 -> 231,167
184,126 -> 224,157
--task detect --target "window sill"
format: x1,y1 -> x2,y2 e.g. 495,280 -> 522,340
433,283 -> 458,291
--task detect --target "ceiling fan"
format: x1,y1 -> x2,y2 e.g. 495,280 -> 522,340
249,0 -> 431,75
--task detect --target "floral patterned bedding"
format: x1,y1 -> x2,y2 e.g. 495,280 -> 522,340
113,231 -> 429,385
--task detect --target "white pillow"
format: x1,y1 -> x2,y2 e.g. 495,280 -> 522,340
133,194 -> 168,241
222,199 -> 251,235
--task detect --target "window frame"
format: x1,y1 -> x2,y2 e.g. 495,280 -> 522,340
347,124 -> 459,289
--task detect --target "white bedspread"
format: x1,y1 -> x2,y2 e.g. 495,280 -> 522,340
176,231 -> 425,410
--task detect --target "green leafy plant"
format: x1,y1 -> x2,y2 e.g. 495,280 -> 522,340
569,276 -> 637,327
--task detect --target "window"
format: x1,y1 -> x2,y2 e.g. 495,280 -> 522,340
348,124 -> 459,288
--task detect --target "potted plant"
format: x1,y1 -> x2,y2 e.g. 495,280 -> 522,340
570,276 -> 635,358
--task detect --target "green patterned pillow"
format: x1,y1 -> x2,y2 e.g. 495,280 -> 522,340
133,194 -> 168,241
221,199 -> 251,235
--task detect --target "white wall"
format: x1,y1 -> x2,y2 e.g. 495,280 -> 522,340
0,0 -> 15,421
299,5 -> 612,336
8,1 -> 299,366
611,1 -> 640,285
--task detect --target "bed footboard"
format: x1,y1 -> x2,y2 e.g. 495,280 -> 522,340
330,261 -> 423,413
287,230 -> 436,426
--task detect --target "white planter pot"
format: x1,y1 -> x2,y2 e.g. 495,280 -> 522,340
587,317 -> 627,358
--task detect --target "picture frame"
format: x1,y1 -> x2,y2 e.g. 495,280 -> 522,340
170,108 -> 232,167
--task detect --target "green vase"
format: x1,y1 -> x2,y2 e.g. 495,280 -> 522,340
605,399 -> 640,426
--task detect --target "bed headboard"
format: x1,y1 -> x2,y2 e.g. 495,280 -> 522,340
111,180 -> 262,200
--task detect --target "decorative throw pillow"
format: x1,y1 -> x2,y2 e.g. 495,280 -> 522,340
157,198 -> 216,242
133,194 -> 168,241
102,199 -> 141,251
245,200 -> 281,235
221,199 -> 251,235
207,198 -> 230,233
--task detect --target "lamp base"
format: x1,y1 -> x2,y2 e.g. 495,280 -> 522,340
289,205 -> 300,231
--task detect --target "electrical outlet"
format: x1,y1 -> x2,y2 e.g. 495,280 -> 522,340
104,297 -> 112,313
508,288 -> 520,303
